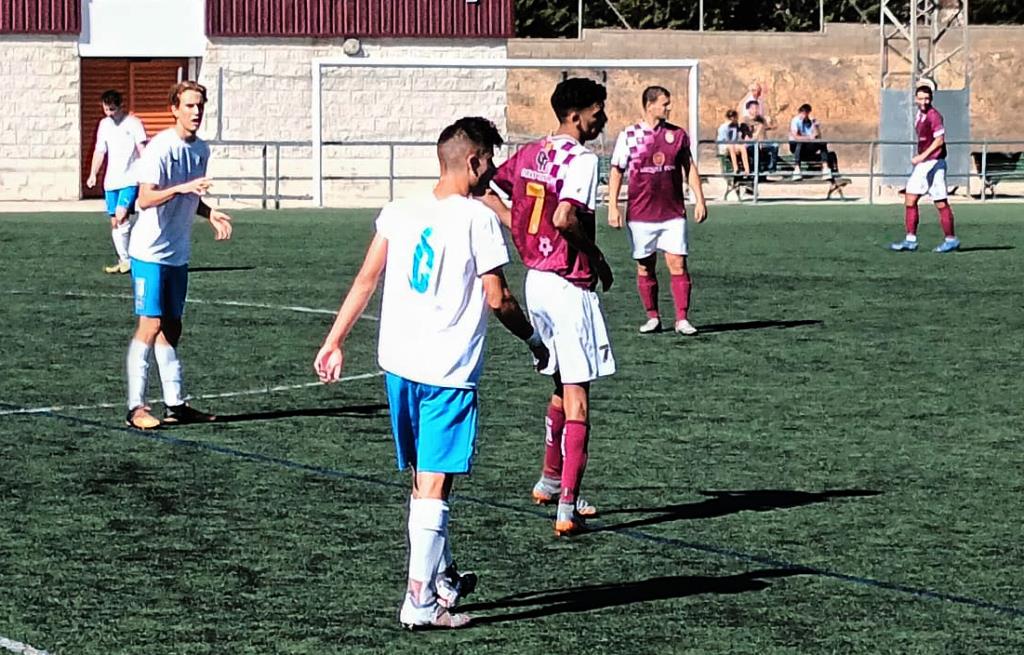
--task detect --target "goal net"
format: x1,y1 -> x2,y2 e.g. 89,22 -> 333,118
311,57 -> 700,207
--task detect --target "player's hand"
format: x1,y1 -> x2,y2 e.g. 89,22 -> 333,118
693,201 -> 708,224
607,204 -> 623,229
208,209 -> 232,241
314,343 -> 345,383
86,175 -> 97,189
911,154 -> 924,166
180,177 -> 213,196
595,257 -> 614,292
530,342 -> 550,372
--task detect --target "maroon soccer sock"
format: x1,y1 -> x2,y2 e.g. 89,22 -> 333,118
636,272 -> 660,319
542,403 -> 566,478
937,205 -> 956,238
559,420 -> 590,505
904,205 -> 920,236
669,273 -> 692,322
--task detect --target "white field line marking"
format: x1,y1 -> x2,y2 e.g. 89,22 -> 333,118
0,372 -> 384,417
3,290 -> 378,321
0,636 -> 54,655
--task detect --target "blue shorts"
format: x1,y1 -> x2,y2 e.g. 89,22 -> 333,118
130,258 -> 189,318
105,187 -> 138,216
385,373 -> 478,474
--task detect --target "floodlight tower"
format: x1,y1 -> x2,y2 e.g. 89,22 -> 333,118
879,0 -> 971,185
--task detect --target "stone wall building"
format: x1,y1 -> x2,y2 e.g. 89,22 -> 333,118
1,1 -> 1022,206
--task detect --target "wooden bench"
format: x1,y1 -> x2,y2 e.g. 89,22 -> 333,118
972,151 -> 1024,198
710,153 -> 852,201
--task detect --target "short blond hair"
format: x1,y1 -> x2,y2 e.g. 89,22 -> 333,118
169,81 -> 207,108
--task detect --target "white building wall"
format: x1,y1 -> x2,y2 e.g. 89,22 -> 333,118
198,39 -> 508,207
0,36 -> 80,201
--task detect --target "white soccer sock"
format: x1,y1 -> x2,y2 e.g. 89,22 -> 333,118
407,498 -> 449,605
126,339 -> 152,410
906,233 -> 918,242
112,221 -> 131,263
154,343 -> 184,407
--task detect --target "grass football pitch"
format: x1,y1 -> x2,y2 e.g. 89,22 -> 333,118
0,204 -> 1021,654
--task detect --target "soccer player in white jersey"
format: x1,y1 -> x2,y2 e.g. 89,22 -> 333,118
86,89 -> 148,274
314,117 -> 547,630
123,81 -> 233,430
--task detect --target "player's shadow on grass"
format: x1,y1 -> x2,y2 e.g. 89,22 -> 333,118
187,266 -> 257,273
696,319 -> 822,334
212,403 -> 388,423
462,568 -> 810,625
592,489 -> 880,533
954,246 -> 1015,253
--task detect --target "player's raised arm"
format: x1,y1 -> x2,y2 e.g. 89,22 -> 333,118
314,232 -> 388,383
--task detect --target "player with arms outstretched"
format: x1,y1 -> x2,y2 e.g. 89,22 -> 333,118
487,77 -> 615,537
608,85 -> 708,335
314,117 -> 547,629
890,85 -> 960,253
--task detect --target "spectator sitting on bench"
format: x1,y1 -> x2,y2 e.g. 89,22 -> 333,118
743,104 -> 779,173
789,103 -> 838,180
717,109 -> 751,176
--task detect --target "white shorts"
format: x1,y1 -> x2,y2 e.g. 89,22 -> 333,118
906,159 -> 948,201
627,218 -> 688,259
524,269 -> 616,385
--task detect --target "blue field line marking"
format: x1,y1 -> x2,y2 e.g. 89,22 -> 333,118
11,407 -> 1024,620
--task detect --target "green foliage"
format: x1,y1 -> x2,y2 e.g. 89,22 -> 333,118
516,0 -> 1024,38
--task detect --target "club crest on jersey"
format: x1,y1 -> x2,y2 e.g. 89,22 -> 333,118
652,152 -> 666,166
535,148 -> 551,171
665,132 -> 675,144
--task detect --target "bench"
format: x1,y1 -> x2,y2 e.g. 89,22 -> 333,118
711,152 -> 852,201
972,151 -> 1024,198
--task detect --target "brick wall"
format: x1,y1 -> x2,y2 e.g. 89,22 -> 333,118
0,36 -> 80,201
197,39 -> 507,207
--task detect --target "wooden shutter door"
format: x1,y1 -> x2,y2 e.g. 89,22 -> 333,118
79,58 -> 187,199
80,59 -> 130,199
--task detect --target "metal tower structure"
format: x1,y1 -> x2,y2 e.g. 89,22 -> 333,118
879,0 -> 971,185
881,0 -> 970,91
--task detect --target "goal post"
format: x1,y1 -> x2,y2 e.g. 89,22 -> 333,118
311,57 -> 700,207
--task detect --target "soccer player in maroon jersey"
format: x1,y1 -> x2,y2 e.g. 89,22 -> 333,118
607,85 -> 708,335
890,85 -> 960,253
485,77 -> 615,537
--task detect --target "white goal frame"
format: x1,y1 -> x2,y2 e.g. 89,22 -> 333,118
311,57 -> 700,207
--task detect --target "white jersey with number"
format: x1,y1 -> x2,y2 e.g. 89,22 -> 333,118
128,128 -> 210,267
95,114 -> 147,190
375,194 -> 510,389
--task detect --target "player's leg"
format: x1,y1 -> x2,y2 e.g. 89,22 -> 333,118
928,162 -> 959,252
636,253 -> 661,333
399,381 -> 473,629
107,188 -> 135,273
665,252 -> 697,335
125,259 -> 164,428
532,376 -> 566,504
103,190 -> 124,273
556,381 -> 591,536
151,265 -> 214,424
891,162 -> 929,251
